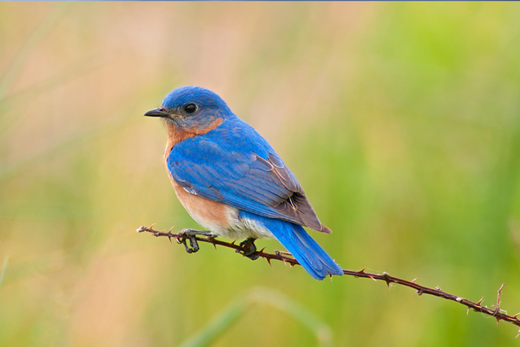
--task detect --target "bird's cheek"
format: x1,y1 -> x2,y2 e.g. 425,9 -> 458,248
164,114 -> 183,125
163,116 -> 180,128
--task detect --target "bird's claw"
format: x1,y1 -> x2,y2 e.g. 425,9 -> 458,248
177,233 -> 199,253
236,237 -> 260,260
177,229 -> 216,254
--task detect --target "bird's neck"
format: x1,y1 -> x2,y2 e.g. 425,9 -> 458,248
163,117 -> 224,159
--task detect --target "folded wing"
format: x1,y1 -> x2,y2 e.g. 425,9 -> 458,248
167,124 -> 330,234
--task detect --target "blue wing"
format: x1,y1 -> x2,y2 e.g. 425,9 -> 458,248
167,117 -> 330,233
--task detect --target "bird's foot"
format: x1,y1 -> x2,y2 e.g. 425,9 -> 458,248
177,229 -> 216,254
236,237 -> 260,260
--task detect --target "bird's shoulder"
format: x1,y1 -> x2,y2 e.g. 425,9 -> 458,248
170,117 -> 271,161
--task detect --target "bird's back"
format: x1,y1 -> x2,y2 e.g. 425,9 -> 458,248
167,115 -> 331,234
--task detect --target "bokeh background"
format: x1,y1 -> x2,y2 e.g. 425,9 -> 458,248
1,2 -> 520,346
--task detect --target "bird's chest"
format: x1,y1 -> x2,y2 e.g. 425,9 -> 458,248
163,139 -> 273,240
163,143 -> 234,236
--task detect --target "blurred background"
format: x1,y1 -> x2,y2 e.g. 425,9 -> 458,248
1,2 -> 520,346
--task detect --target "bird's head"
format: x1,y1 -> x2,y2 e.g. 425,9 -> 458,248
144,86 -> 232,133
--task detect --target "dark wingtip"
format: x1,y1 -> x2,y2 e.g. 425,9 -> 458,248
321,225 -> 332,234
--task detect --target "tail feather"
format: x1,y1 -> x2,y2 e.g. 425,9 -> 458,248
270,222 -> 343,280
240,211 -> 342,280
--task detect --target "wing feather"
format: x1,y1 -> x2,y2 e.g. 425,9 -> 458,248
167,120 -> 330,233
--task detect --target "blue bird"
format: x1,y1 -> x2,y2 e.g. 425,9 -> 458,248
145,86 -> 343,280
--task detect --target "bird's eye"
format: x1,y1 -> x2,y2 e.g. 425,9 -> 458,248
184,103 -> 197,114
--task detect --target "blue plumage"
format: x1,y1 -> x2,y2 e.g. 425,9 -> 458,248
146,86 -> 342,280
238,211 -> 343,280
168,118 -> 293,220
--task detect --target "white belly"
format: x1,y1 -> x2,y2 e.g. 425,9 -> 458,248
188,201 -> 274,240
224,209 -> 274,240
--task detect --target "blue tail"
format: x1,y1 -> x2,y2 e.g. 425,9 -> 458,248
239,211 -> 343,280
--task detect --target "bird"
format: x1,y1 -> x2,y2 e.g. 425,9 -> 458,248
144,86 -> 343,280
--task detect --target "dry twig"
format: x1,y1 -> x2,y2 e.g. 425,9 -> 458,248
137,225 -> 520,334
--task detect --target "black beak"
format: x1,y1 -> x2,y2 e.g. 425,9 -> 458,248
144,107 -> 170,118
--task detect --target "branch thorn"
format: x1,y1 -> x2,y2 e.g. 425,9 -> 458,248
382,272 -> 391,289
266,258 -> 272,267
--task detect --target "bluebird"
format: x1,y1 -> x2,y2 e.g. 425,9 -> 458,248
144,86 -> 343,280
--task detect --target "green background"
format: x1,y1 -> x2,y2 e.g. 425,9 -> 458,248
1,3 -> 520,346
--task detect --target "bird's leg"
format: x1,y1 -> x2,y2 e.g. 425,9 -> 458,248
236,237 -> 260,260
177,229 -> 216,254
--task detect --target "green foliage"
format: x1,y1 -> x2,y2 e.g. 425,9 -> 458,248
1,2 -> 520,346
0,257 -> 8,290
178,288 -> 332,347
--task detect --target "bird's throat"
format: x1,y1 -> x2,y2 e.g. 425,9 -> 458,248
163,117 -> 224,158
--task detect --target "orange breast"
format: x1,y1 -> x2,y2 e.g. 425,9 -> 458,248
161,117 -> 250,237
165,164 -> 235,235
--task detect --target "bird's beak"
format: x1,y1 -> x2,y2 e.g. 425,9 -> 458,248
144,107 -> 170,118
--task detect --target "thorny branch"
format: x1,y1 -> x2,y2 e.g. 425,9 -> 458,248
137,225 -> 520,334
